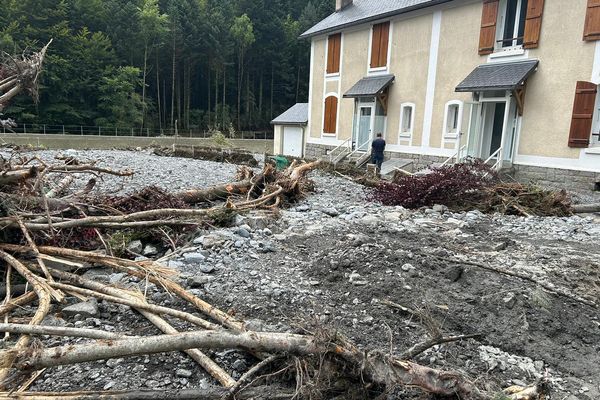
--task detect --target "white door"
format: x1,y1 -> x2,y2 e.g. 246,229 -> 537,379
356,105 -> 374,152
282,126 -> 303,157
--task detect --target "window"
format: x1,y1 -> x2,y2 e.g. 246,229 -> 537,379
497,0 -> 528,48
399,103 -> 414,137
370,22 -> 390,69
444,101 -> 463,137
323,95 -> 338,135
326,33 -> 341,75
478,0 -> 543,55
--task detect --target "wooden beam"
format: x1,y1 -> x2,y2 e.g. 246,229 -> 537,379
513,84 -> 527,116
377,93 -> 389,114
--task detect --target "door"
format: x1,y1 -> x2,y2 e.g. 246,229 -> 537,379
489,102 -> 506,157
282,126 -> 303,157
465,101 -> 483,158
356,106 -> 373,152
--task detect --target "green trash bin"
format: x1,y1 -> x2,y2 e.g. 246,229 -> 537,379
271,156 -> 290,171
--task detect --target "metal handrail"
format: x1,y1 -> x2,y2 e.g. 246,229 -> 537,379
485,146 -> 503,171
327,138 -> 351,164
440,145 -> 467,167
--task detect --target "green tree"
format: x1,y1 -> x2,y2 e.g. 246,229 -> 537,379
230,13 -> 255,131
96,66 -> 144,127
138,0 -> 168,131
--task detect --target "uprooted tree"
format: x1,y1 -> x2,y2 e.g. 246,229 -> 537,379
0,40 -> 52,131
0,43 -> 544,400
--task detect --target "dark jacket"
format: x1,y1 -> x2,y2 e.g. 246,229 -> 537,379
371,138 -> 386,155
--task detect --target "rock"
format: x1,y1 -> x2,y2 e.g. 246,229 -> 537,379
273,234 -> 286,241
401,263 -> 414,272
245,216 -> 270,230
106,358 -> 123,368
143,244 -> 159,256
493,241 -> 509,251
168,260 -> 184,269
263,228 -> 272,236
176,369 -> 193,378
202,234 -> 227,248
296,205 -> 311,212
187,276 -> 213,288
103,382 -> 115,390
232,359 -> 247,372
321,207 -> 339,217
199,264 -> 215,274
41,315 -> 67,327
127,240 -> 143,254
183,252 -> 206,264
503,292 -> 517,309
236,227 -> 251,238
433,204 -> 448,213
109,273 -> 127,284
62,300 -> 98,318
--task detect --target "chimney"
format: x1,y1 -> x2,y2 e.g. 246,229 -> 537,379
336,0 -> 352,12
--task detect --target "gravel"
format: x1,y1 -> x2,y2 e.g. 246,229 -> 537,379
5,149 -> 597,399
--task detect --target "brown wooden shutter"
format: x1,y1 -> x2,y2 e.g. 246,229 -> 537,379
568,81 -> 596,148
479,0 -> 499,55
378,22 -> 390,67
584,0 -> 600,41
326,33 -> 341,74
323,96 -> 338,134
370,25 -> 382,68
523,0 -> 544,48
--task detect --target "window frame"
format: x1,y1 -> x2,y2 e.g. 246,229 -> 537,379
591,84 -> 600,146
496,0 -> 528,50
326,33 -> 342,76
322,93 -> 339,137
399,102 -> 415,139
368,21 -> 391,72
443,101 -> 463,139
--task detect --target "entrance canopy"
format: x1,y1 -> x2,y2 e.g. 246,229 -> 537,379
455,60 -> 539,92
344,74 -> 395,98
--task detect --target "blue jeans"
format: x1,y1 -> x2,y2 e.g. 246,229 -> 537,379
371,154 -> 384,171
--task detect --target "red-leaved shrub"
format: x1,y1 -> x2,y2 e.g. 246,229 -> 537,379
370,159 -> 498,209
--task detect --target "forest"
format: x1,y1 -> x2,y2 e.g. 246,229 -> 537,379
0,0 -> 334,133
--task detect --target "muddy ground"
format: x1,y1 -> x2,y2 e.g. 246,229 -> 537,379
2,150 -> 597,399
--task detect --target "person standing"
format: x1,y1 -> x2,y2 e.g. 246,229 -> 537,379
371,133 -> 386,172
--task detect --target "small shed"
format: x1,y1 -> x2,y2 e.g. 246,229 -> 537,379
271,103 -> 308,158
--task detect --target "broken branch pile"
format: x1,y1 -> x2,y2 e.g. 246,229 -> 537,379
371,160 -> 574,217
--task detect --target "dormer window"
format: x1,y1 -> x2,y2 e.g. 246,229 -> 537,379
497,0 -> 528,49
370,22 -> 390,70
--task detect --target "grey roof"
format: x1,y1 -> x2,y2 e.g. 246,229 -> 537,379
344,74 -> 395,98
271,103 -> 309,126
300,0 -> 453,39
455,60 -> 539,92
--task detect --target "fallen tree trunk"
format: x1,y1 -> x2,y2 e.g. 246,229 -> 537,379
0,329 -> 484,399
0,323 -> 130,340
0,168 -> 38,186
175,181 -> 253,204
0,386 -> 294,400
572,203 -> 600,214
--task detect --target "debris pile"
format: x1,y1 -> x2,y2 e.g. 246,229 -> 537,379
371,160 -> 574,216
0,151 -> 549,399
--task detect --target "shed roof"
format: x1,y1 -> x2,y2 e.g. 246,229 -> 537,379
344,74 -> 395,98
271,103 -> 309,126
300,0 -> 453,39
455,60 -> 539,92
